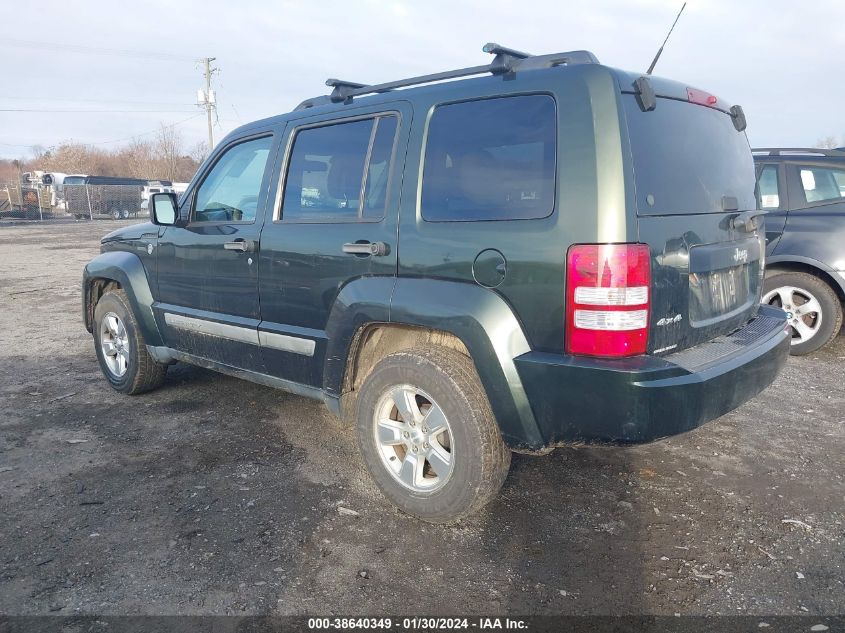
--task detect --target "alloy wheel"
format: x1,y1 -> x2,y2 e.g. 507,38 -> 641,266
99,312 -> 130,377
373,385 -> 454,493
763,285 -> 823,345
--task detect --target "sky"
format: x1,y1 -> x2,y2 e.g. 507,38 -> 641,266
1,0 -> 843,160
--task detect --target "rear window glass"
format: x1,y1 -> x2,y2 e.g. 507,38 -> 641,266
624,96 -> 756,215
421,95 -> 556,221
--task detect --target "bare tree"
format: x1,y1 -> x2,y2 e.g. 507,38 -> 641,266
154,124 -> 184,181
118,138 -> 157,179
189,141 -> 209,165
816,135 -> 841,149
1,121 -> 204,183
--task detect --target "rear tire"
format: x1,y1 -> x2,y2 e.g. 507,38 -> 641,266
763,271 -> 842,355
355,347 -> 510,523
93,289 -> 168,394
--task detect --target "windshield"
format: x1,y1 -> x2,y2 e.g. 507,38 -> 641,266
623,96 -> 756,215
63,177 -> 86,185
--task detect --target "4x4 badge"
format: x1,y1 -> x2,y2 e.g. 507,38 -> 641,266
656,314 -> 683,326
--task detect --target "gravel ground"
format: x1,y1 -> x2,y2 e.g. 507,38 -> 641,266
0,220 -> 843,616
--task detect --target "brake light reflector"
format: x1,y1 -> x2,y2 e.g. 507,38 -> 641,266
687,87 -> 718,107
566,244 -> 651,357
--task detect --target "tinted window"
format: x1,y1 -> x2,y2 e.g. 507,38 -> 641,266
757,164 -> 780,209
282,115 -> 398,221
421,95 -> 556,221
798,166 -> 845,205
624,97 -> 756,215
194,136 -> 272,223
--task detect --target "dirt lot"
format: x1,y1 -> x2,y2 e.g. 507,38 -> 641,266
0,220 -> 843,616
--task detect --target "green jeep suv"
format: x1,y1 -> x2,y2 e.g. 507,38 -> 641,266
83,44 -> 790,522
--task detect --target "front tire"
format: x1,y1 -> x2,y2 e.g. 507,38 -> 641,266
763,271 -> 842,355
93,289 -> 168,394
355,347 -> 511,523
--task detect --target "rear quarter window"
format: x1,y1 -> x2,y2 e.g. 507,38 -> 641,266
798,165 -> 845,205
420,94 -> 556,222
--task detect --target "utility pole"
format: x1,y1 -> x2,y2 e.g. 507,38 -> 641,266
199,57 -> 218,150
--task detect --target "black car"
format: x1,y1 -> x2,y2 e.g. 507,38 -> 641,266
754,148 -> 845,354
81,44 -> 790,522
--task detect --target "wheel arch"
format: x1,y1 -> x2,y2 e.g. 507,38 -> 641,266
765,256 -> 845,304
82,251 -> 164,346
324,277 -> 544,450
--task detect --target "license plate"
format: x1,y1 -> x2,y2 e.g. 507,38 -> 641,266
689,264 -> 751,324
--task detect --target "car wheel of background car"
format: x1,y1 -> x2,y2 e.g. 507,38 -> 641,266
762,272 -> 843,355
355,347 -> 511,523
121,209 -> 130,219
111,209 -> 121,220
93,289 -> 168,394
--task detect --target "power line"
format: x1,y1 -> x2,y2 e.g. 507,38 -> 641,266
1,38 -> 196,62
87,113 -> 206,145
0,94 -> 195,107
0,112 -> 205,153
0,108 -> 197,113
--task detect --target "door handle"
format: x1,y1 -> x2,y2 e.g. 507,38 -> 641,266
342,241 -> 390,256
224,239 -> 254,252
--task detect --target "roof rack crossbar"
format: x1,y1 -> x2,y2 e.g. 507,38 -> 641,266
296,42 -> 599,108
326,78 -> 369,102
328,63 -> 498,103
752,147 -> 845,157
482,42 -> 532,74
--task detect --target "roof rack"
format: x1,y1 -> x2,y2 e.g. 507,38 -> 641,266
294,43 -> 599,110
752,147 -> 845,157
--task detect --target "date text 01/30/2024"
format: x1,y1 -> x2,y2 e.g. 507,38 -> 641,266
307,617 -> 528,630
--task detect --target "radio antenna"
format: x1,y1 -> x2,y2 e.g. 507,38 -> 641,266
646,2 -> 687,75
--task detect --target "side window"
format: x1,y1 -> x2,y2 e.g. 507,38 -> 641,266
281,114 -> 398,222
798,165 -> 845,205
421,95 -> 556,222
194,136 -> 272,223
363,116 -> 399,219
757,164 -> 781,209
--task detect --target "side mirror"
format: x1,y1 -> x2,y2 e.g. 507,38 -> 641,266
151,192 -> 178,226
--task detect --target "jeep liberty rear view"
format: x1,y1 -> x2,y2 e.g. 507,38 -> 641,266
82,43 -> 790,522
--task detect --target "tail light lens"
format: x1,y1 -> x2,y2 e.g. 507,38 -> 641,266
687,87 -> 719,107
565,243 -> 651,357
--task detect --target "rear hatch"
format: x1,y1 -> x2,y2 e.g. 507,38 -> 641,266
620,75 -> 764,355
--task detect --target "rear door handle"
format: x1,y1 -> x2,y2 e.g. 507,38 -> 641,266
342,241 -> 390,256
224,239 -> 254,252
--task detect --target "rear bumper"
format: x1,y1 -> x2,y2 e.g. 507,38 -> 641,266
513,305 -> 790,446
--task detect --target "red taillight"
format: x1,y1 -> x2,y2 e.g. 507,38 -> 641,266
687,87 -> 718,107
565,243 -> 651,358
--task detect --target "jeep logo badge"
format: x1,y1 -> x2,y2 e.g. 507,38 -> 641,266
733,247 -> 748,264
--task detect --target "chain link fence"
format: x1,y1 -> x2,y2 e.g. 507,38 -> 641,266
64,183 -> 145,220
0,183 -> 55,220
1,182 -> 149,221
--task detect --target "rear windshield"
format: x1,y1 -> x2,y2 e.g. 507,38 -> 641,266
623,96 -> 756,215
